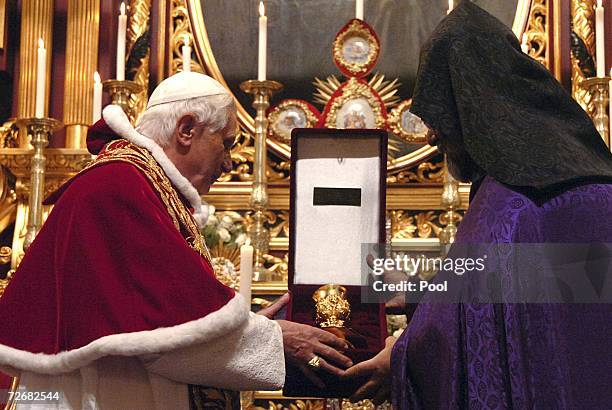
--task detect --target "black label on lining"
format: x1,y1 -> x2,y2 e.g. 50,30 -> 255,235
313,187 -> 361,206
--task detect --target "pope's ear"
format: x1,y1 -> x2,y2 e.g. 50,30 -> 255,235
176,114 -> 197,146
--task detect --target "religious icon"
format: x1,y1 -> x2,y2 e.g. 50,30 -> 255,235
336,98 -> 375,129
388,99 -> 429,143
268,99 -> 320,144
341,36 -> 370,65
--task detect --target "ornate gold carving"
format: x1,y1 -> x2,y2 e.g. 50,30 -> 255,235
313,73 -> 399,110
387,100 -> 428,143
571,0 -> 596,114
390,210 -> 464,240
387,160 -> 444,184
313,284 -> 351,328
63,0 -> 100,149
324,78 -> 386,129
0,120 -> 19,148
523,0 -> 549,68
127,0 -> 151,123
248,399 -> 325,410
170,0 -> 204,75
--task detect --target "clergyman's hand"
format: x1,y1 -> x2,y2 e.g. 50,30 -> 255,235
276,320 -> 353,388
343,336 -> 396,404
257,293 -> 290,319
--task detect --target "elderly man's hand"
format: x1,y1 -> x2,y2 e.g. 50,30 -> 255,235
343,336 -> 396,404
276,320 -> 353,388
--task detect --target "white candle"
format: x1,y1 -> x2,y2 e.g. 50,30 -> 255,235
356,0 -> 364,20
447,0 -> 454,14
92,72 -> 102,123
181,34 -> 191,72
240,239 -> 253,305
35,38 -> 46,118
595,0 -> 606,77
521,33 -> 529,54
116,2 -> 127,81
257,1 -> 267,81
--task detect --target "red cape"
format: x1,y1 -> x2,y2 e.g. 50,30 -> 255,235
0,118 -> 244,375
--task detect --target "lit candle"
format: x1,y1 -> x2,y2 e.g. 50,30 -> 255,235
240,239 -> 253,305
35,38 -> 46,118
447,0 -> 454,14
258,1 -> 267,81
92,72 -> 102,123
595,0 -> 606,77
182,34 -> 191,72
356,0 -> 364,20
116,2 -> 127,81
521,33 -> 529,54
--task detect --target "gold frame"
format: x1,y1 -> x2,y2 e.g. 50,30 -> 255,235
184,0 -> 539,172
387,100 -> 428,143
268,100 -> 319,144
332,19 -> 379,77
323,78 -> 386,130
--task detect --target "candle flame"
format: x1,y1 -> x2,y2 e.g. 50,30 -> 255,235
94,71 -> 101,83
597,0 -> 602,7
183,34 -> 190,47
245,238 -> 251,247
38,38 -> 44,49
120,2 -> 126,15
259,1 -> 265,17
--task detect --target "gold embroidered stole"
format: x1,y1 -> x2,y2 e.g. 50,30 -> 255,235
81,139 -> 212,262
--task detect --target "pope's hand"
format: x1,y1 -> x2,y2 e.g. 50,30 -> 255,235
343,336 -> 396,404
257,293 -> 290,319
276,320 -> 354,388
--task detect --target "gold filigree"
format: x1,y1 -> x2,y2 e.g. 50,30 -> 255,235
333,20 -> 380,77
387,160 -> 444,184
571,0 -> 596,115
0,120 -> 18,148
0,269 -> 14,298
314,73 -> 400,110
313,284 -> 351,328
248,399 -> 325,410
127,0 -> 151,123
170,0 -> 204,75
262,253 -> 288,281
523,0 -> 549,68
324,78 -> 386,129
390,210 -> 464,240
243,210 -> 290,241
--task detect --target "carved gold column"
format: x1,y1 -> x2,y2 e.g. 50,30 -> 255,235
63,0 -> 100,149
439,157 -> 461,254
16,0 -> 54,147
127,0 -> 151,123
571,0 -> 596,114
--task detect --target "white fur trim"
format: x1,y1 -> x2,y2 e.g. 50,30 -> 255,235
0,294 -> 248,375
102,105 -> 208,227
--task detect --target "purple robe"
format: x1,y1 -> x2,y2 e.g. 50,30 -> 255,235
391,176 -> 612,409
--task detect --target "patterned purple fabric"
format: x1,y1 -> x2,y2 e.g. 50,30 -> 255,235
391,177 -> 612,409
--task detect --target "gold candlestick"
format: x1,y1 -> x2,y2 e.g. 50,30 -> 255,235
439,156 -> 461,253
102,79 -> 144,122
240,79 -> 283,281
15,117 -> 63,250
581,77 -> 610,148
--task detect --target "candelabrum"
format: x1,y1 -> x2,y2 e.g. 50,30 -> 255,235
240,79 -> 283,281
102,79 -> 144,122
581,77 -> 611,149
15,117 -> 63,250
439,156 -> 461,255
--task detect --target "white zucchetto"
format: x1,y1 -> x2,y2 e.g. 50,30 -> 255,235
147,71 -> 229,109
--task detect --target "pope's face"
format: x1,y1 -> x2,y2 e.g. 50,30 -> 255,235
187,111 -> 237,194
